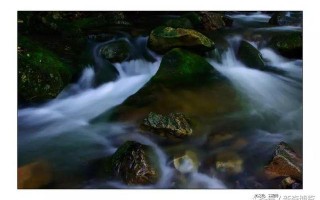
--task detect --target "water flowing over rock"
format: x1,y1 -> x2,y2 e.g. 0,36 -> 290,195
111,141 -> 160,185
173,150 -> 199,173
264,142 -> 302,181
237,40 -> 265,69
269,11 -> 302,27
142,112 -> 193,138
215,151 -> 243,174
148,26 -> 214,53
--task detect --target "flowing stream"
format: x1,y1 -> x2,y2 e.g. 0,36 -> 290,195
18,12 -> 302,189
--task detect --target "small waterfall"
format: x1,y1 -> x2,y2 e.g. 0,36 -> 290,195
208,37 -> 302,116
18,59 -> 161,138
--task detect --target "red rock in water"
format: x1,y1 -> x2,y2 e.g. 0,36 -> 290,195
264,142 -> 302,181
18,160 -> 52,189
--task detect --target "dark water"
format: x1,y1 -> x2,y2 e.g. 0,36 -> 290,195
18,12 -> 302,189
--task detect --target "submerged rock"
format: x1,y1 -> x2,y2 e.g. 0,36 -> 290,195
264,142 -> 302,181
18,36 -> 72,103
215,151 -> 243,174
280,176 -> 302,189
237,40 -> 265,69
142,112 -> 193,138
269,33 -> 302,59
99,40 -> 131,63
111,141 -> 160,185
148,26 -> 214,53
18,160 -> 53,189
269,11 -> 302,26
173,150 -> 199,173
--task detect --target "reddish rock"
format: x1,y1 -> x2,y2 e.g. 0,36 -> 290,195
264,142 -> 302,181
18,160 -> 52,189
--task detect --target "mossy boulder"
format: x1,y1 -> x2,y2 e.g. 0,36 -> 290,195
141,112 -> 193,138
164,17 -> 194,29
269,33 -> 302,59
199,12 -> 226,31
18,11 -> 131,36
152,48 -> 221,86
183,12 -> 229,31
99,40 -> 131,63
269,11 -> 302,26
111,141 -> 160,185
18,36 -> 72,102
148,26 -> 214,53
110,48 -> 242,134
237,40 -> 265,69
264,142 -> 302,181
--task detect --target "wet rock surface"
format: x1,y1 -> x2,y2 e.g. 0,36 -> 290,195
237,40 -> 265,69
111,141 -> 160,185
148,26 -> 214,53
142,112 -> 193,138
264,142 -> 302,181
18,160 -> 53,189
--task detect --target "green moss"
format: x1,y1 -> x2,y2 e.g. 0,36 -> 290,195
148,26 -> 214,53
18,36 -> 72,102
237,40 -> 265,69
165,17 -> 194,29
183,12 -> 202,28
100,40 -> 131,63
152,48 -> 219,86
269,33 -> 302,59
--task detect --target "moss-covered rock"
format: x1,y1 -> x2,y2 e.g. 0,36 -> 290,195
183,12 -> 229,31
269,11 -> 302,26
264,142 -> 302,181
148,26 -> 214,53
152,48 -> 221,86
18,36 -> 72,102
109,48 -> 243,135
100,40 -> 131,63
164,17 -> 194,29
142,112 -> 193,138
18,11 -> 131,36
199,12 -> 226,31
237,40 -> 265,69
269,33 -> 302,59
111,141 -> 160,185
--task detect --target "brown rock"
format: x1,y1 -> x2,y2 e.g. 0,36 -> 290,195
264,142 -> 302,181
18,160 -> 52,189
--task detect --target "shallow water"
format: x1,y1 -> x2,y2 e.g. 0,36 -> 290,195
18,12 -> 302,189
